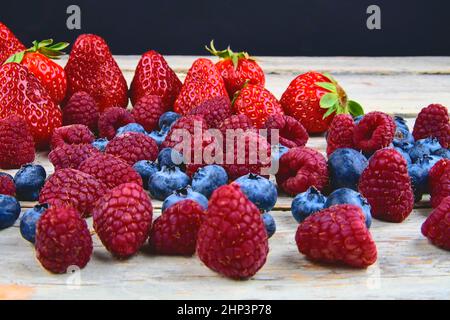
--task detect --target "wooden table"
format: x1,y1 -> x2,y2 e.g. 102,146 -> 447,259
1,57 -> 449,300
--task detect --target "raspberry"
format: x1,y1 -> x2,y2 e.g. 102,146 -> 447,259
196,184 -> 269,279
0,115 -> 35,169
105,132 -> 159,165
275,146 -> 328,196
421,196 -> 450,250
49,144 -> 101,170
161,115 -> 209,149
39,168 -> 107,218
353,112 -> 395,154
326,114 -> 356,156
263,114 -> 308,148
35,206 -> 93,274
187,96 -> 232,129
413,104 -> 449,148
0,173 -> 15,196
79,153 -> 143,189
149,200 -> 205,255
98,107 -> 135,140
295,204 -> 377,268
429,159 -> 450,208
50,124 -> 95,150
131,94 -> 165,132
359,148 -> 414,222
63,91 -> 99,132
218,114 -> 254,134
93,183 -> 153,258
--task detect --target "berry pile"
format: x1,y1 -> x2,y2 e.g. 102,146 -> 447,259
0,26 -> 448,279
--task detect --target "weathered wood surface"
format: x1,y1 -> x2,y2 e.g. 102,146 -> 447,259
0,57 -> 449,300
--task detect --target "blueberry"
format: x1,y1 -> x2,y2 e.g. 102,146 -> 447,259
393,127 -> 414,146
408,154 -> 442,202
394,147 -> 412,165
394,116 -> 410,132
0,194 -> 21,229
191,165 -> 228,198
328,148 -> 368,191
20,203 -> 48,243
148,130 -> 168,146
92,138 -> 109,152
271,144 -> 289,163
291,187 -> 327,223
433,148 -> 450,159
261,212 -> 276,238
158,148 -> 185,168
353,115 -> 363,124
162,186 -> 208,212
14,164 -> 46,201
324,188 -> 372,228
234,173 -> 278,212
159,111 -> 181,131
133,160 -> 159,189
148,166 -> 190,200
394,140 -> 414,152
116,123 -> 146,136
409,138 -> 442,163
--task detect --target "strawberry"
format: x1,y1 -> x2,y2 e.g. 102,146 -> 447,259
233,84 -> 284,128
129,50 -> 182,108
0,63 -> 62,149
205,40 -> 265,97
280,71 -> 363,133
174,58 -> 229,115
5,39 -> 69,105
64,34 -> 128,112
0,22 -> 25,64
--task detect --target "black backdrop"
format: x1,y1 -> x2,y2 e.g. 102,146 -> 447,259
2,0 -> 450,56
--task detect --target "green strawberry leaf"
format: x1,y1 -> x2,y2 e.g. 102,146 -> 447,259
348,100 -> 364,116
316,82 -> 336,92
320,93 -> 339,109
48,42 -> 70,51
322,103 -> 337,119
4,51 -> 25,64
322,72 -> 337,83
231,54 -> 239,69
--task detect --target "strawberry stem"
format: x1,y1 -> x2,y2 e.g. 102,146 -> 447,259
3,39 -> 69,65
205,40 -> 252,69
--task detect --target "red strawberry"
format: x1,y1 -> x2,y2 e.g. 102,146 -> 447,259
353,111 -> 395,154
0,63 -> 62,149
233,84 -> 284,129
280,71 -> 363,133
429,159 -> 450,208
196,184 -> 269,279
413,104 -> 449,148
296,204 -> 377,268
6,39 -> 69,105
263,114 -> 308,148
174,58 -> 229,115
206,40 -> 265,96
0,22 -> 25,64
65,34 -> 128,112
421,196 -> 450,250
63,91 -> 99,131
359,148 -> 414,222
326,114 -> 356,156
129,50 -> 182,108
131,95 -> 165,132
149,200 -> 205,256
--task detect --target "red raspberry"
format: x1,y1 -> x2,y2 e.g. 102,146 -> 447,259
187,96 -> 232,129
0,115 -> 35,169
78,153 -> 143,189
93,183 -> 153,258
359,148 -> 414,222
35,205 -> 93,274
149,200 -> 205,255
429,159 -> 450,208
98,107 -> 135,140
49,144 -> 101,170
105,132 -> 158,165
326,114 -> 356,156
39,168 -> 107,218
263,114 -> 308,148
421,196 -> 450,250
63,91 -> 100,132
50,124 -> 95,150
131,94 -> 165,132
275,146 -> 328,195
353,112 -> 395,154
0,174 -> 15,196
413,104 -> 449,148
196,184 -> 269,279
296,204 -> 377,268
161,115 -> 209,149
218,114 -> 254,134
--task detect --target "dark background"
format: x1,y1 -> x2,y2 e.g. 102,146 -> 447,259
2,0 -> 450,56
